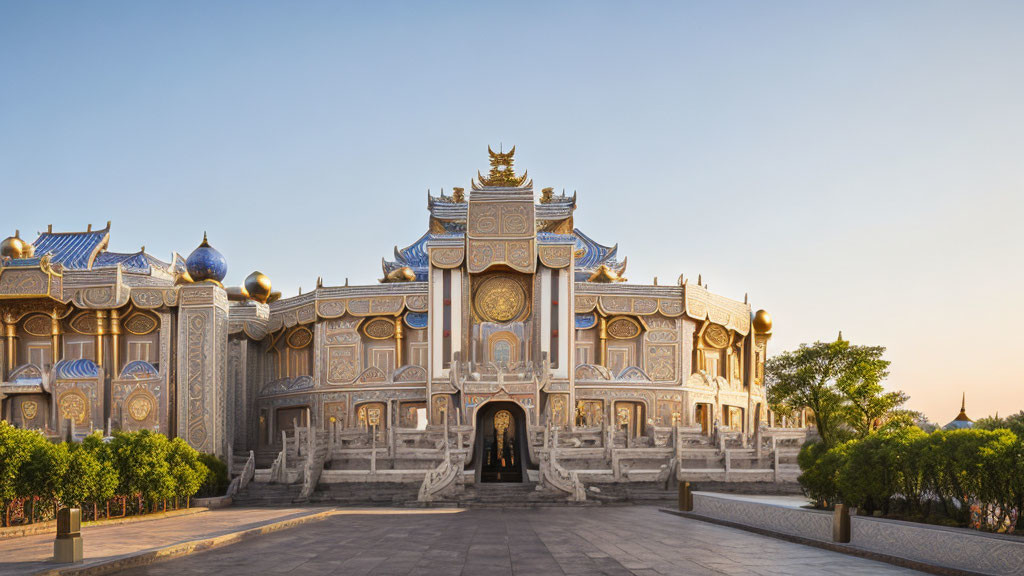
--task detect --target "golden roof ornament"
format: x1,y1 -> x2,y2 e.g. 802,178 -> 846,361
452,187 -> 465,203
475,145 -> 529,188
540,187 -> 554,203
587,264 -> 627,283
0,230 -> 27,259
381,266 -> 416,283
953,392 -> 972,422
753,309 -> 773,334
244,271 -> 273,303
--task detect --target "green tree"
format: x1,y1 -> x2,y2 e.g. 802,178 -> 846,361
196,453 -> 229,498
109,430 -> 174,510
797,440 -> 846,508
17,440 -> 70,521
166,438 -> 208,504
80,432 -> 119,505
62,441 -> 104,509
975,411 -> 1024,438
767,336 -> 907,447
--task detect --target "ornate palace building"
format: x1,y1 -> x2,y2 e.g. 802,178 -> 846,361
0,147 -> 798,499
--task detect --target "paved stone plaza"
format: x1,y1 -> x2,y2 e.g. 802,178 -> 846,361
109,506 -> 924,576
0,507 -> 330,576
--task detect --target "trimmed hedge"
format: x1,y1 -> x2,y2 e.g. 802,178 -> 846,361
799,427 -> 1024,533
0,422 -> 219,526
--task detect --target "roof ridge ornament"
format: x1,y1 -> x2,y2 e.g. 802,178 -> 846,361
473,145 -> 529,188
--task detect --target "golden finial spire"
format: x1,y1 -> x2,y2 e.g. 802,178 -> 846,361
475,145 -> 529,187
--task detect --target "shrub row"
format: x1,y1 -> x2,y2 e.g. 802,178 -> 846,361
799,427 -> 1024,533
0,422 -> 227,526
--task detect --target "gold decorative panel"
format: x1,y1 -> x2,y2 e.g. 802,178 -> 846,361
363,317 -> 396,340
538,245 -> 573,269
58,390 -> 89,426
123,312 -> 158,335
473,275 -> 528,323
703,324 -> 729,349
126,390 -> 156,422
69,312 -> 98,335
606,316 -> 641,340
21,400 -> 38,421
286,326 -> 313,349
22,314 -> 51,337
326,345 -> 359,384
429,247 -> 464,269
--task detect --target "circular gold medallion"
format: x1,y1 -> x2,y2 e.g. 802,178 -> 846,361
474,275 -> 526,323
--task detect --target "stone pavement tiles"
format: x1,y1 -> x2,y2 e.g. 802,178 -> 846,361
108,506 -> 926,576
0,506 -> 331,576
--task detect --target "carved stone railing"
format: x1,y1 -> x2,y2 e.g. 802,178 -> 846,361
299,430 -> 328,501
269,430 -> 291,484
226,450 -> 256,497
417,418 -> 464,503
539,424 -> 586,502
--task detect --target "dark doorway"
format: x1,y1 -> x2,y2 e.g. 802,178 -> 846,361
473,402 -> 529,483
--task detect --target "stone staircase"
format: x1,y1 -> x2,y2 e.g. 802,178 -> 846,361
457,483 -> 595,508
230,450 -> 250,478
231,483 -> 304,506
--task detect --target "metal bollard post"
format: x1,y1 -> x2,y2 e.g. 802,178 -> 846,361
53,507 -> 83,563
832,503 -> 851,543
678,481 -> 693,512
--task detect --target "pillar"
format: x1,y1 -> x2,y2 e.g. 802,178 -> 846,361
94,310 -> 107,367
394,318 -> 404,369
109,309 -> 121,376
50,309 -> 61,365
2,314 -> 15,379
176,283 -> 230,458
597,316 -> 608,367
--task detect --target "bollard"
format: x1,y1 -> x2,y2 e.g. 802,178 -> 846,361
54,507 -> 83,563
832,503 -> 851,543
678,481 -> 693,512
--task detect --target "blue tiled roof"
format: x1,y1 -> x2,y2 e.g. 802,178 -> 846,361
573,228 -> 626,281
404,311 -> 428,329
5,257 -> 43,268
94,251 -> 171,275
383,232 -> 431,281
55,358 -> 100,380
9,364 -> 43,386
32,228 -> 109,270
575,312 -> 597,330
944,419 -> 974,430
119,360 -> 159,380
574,228 -> 617,269
536,232 -> 576,245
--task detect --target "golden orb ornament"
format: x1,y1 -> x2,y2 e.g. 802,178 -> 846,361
244,271 -> 273,303
226,285 -> 251,302
753,309 -> 773,334
0,231 -> 26,259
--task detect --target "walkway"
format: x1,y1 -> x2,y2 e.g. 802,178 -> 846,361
108,506 -> 924,576
0,506 -> 331,576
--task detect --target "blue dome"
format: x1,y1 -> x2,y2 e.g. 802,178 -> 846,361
186,233 -> 228,283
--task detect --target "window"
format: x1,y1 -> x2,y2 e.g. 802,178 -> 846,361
370,348 -> 394,375
27,344 -> 50,368
288,347 -> 311,377
575,345 -> 591,366
493,341 -> 512,365
411,343 -> 428,369
127,341 -> 152,363
64,339 -> 94,361
608,346 -> 632,377
705,351 -> 720,378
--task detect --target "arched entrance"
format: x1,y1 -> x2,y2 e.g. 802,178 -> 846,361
473,401 -> 530,483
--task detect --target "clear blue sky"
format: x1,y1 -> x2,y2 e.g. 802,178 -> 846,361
2,1 -> 1022,423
